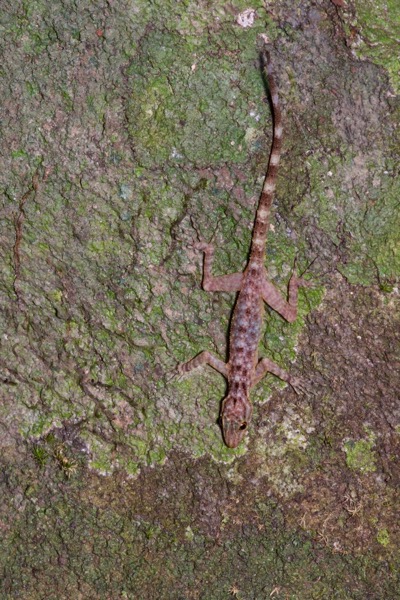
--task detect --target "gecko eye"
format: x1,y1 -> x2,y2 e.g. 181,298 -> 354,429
239,422 -> 247,430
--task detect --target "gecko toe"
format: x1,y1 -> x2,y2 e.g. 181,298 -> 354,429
290,377 -> 312,395
194,241 -> 214,253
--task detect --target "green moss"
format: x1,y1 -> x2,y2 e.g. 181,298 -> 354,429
84,435 -> 114,475
48,289 -> 63,303
344,436 -> 377,473
296,152 -> 400,285
29,414 -> 59,438
352,0 -> 400,92
126,25 -> 270,168
122,459 -> 140,477
377,528 -> 390,547
32,444 -> 48,467
11,149 -> 29,159
253,404 -> 316,498
60,87 -> 74,112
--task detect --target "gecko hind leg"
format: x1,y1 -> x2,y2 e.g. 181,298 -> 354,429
198,243 -> 243,292
178,350 -> 228,378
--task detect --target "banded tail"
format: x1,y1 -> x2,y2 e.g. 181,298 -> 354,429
249,51 -> 283,264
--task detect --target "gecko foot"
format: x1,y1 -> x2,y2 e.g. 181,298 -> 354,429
194,241 -> 214,254
174,360 -> 192,379
298,277 -> 313,288
290,274 -> 312,289
165,367 -> 181,383
289,376 -> 312,395
176,363 -> 186,377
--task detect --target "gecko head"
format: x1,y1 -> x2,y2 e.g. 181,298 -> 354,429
220,392 -> 253,448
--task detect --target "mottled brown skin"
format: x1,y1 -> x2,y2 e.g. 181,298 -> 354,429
179,50 -> 306,448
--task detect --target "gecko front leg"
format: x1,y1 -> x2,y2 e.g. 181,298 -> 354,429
178,244 -> 239,378
252,356 -> 308,394
178,350 -> 228,378
253,356 -> 294,386
198,243 -> 243,292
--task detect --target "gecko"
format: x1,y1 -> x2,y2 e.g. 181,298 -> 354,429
179,49 -> 308,448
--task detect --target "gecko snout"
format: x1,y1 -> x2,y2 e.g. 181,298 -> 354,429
220,394 -> 253,448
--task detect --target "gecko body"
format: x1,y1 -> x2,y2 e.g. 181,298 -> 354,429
179,50 -> 306,447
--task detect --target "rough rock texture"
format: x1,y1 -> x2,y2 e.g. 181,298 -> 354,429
0,0 -> 399,597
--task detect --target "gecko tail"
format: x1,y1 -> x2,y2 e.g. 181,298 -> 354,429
249,48 -> 283,263
260,48 -> 283,198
